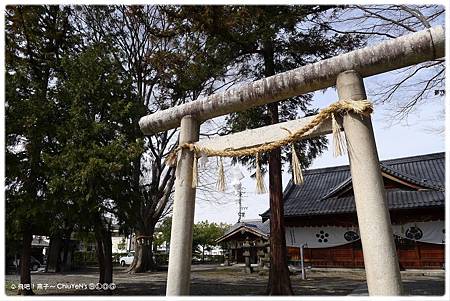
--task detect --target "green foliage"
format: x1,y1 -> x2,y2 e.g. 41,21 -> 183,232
154,217 -> 172,247
72,231 -> 96,249
77,6 -> 241,258
5,4 -> 364,247
5,5 -> 79,238
73,251 -> 98,266
153,218 -> 229,255
117,238 -> 127,251
46,43 -> 144,231
192,221 -> 229,255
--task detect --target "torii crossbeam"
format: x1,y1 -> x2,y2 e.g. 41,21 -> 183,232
138,26 -> 444,296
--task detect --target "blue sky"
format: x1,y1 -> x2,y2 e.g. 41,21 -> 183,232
194,72 -> 445,225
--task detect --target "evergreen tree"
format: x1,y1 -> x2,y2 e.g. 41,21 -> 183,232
5,5 -> 78,294
47,44 -> 144,288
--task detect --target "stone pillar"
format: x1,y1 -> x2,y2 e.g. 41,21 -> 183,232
337,70 -> 403,295
223,244 -> 231,266
166,115 -> 200,296
242,238 -> 253,274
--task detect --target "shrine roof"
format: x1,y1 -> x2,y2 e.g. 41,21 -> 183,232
261,152 -> 445,219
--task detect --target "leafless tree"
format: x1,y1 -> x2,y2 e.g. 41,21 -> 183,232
311,5 -> 445,120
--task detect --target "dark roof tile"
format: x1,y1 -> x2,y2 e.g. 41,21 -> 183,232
261,152 -> 445,218
223,219 -> 270,236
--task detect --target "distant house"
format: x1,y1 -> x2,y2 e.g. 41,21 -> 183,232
260,152 -> 445,269
29,236 -> 50,268
111,234 -> 134,254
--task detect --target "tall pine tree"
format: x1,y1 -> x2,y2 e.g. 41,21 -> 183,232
47,44 -> 144,288
5,5 -> 78,294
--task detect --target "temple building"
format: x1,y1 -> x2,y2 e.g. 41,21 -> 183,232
268,152 -> 445,269
219,152 -> 445,269
217,219 -> 270,264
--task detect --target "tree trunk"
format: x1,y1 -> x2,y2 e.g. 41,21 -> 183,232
61,239 -> 70,272
18,227 -> 34,295
127,229 -> 157,273
60,228 -> 74,272
264,40 -> 293,295
46,235 -> 63,273
95,224 -> 113,294
102,229 -> 113,295
95,231 -> 105,284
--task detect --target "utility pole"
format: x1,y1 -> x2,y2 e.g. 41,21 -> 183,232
232,166 -> 246,223
237,188 -> 243,222
236,188 -> 248,222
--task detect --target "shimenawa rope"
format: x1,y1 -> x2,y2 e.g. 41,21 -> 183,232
167,99 -> 373,192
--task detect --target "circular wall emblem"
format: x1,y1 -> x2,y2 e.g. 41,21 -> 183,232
405,226 -> 423,240
316,230 -> 329,243
344,231 -> 360,242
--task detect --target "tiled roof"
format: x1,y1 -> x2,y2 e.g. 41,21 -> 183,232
261,152 -> 445,218
224,219 -> 270,235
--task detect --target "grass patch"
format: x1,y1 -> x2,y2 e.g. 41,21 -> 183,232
5,280 -> 18,296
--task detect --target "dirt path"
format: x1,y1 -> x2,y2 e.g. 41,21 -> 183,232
4,265 -> 444,296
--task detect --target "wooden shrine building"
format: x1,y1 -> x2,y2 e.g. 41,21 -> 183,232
217,219 -> 270,264
259,152 -> 445,269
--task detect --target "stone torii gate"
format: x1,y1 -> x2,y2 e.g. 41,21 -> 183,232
139,26 -> 444,296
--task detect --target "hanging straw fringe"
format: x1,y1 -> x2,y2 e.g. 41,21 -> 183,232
291,144 -> 304,185
332,113 -> 346,157
165,151 -> 178,167
255,154 -> 267,194
282,128 -> 304,185
192,156 -> 198,188
199,152 -> 209,167
216,157 -> 226,192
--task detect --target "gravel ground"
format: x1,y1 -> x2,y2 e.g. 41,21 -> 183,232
4,265 -> 445,296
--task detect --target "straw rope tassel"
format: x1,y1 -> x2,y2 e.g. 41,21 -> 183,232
332,113 -> 346,157
216,157 -> 226,192
192,156 -> 198,188
165,150 -> 178,167
199,152 -> 209,168
291,144 -> 304,185
255,154 -> 267,194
